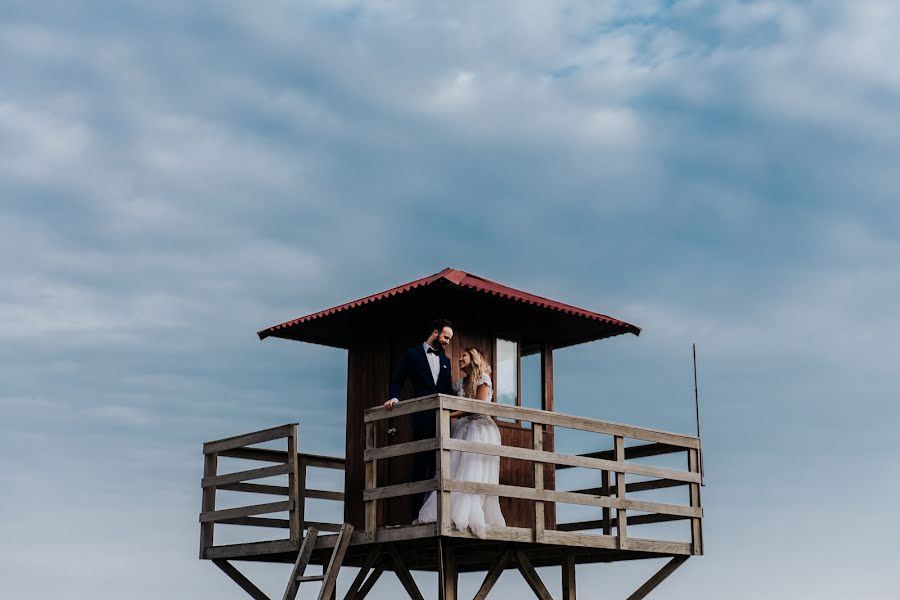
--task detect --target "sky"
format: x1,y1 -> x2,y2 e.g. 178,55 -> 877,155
1,1 -> 898,598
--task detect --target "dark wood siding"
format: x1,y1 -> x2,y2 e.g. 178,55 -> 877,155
344,339 -> 390,528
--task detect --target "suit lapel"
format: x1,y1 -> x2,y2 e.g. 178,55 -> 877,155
417,345 -> 436,391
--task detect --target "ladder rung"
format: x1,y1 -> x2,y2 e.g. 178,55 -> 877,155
296,575 -> 326,582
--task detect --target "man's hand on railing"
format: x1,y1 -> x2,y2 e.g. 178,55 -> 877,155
383,399 -> 399,410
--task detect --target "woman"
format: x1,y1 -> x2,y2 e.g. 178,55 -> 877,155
416,347 -> 506,538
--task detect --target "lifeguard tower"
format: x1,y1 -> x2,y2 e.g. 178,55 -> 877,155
199,268 -> 703,600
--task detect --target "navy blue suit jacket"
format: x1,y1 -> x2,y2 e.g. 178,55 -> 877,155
390,344 -> 453,401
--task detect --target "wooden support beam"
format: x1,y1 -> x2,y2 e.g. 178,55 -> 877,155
343,548 -> 381,600
305,521 -> 344,533
533,424 -> 545,543
288,427 -> 301,545
218,447 -> 290,463
364,438 -> 440,461
600,469 -> 611,536
556,442 -> 687,467
625,556 -> 688,600
200,500 -> 294,524
615,436 -> 627,550
203,539 -> 296,560
441,480 -> 700,519
438,396 -> 701,449
364,395 -> 442,421
440,438 -> 700,483
200,452 -> 217,558
387,544 -> 425,600
364,478 -> 440,502
354,558 -> 385,600
202,464 -> 294,488
217,516 -> 290,529
515,551 -> 553,600
439,540 -> 457,600
556,513 -> 689,531
213,559 -> 272,600
688,448 -> 704,555
473,550 -> 511,600
219,482 -> 290,496
438,409 -> 452,536
204,424 -> 297,454
571,478 -> 688,496
562,552 -> 576,600
365,422 -> 377,542
303,454 -> 347,469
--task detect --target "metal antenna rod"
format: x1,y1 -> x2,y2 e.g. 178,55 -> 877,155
693,343 -> 705,486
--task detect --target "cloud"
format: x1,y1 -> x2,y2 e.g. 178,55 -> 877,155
2,1 -> 899,598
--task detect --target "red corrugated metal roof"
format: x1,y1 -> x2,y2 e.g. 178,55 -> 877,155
258,268 -> 640,340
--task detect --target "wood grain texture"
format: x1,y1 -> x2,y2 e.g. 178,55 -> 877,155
439,397 -> 700,448
204,424 -> 297,454
200,500 -> 294,524
202,463 -> 294,488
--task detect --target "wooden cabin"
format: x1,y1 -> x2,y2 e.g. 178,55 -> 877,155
199,268 -> 703,600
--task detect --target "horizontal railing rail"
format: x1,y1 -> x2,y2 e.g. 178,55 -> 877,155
199,424 -> 347,560
200,423 -> 301,559
365,394 -> 700,449
362,394 -> 703,555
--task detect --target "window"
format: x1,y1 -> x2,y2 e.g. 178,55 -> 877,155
495,339 -> 546,426
495,338 -> 518,408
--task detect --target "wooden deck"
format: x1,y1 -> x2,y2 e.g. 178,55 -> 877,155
199,395 -> 703,573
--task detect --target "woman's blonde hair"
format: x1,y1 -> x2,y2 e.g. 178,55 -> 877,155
462,347 -> 492,399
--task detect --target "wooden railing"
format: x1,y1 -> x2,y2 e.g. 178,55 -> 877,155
199,424 -> 346,559
363,395 -> 703,555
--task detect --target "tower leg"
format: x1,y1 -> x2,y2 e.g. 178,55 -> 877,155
562,552 -> 576,600
438,539 -> 458,600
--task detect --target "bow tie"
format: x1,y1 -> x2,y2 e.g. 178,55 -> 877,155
427,347 -> 442,355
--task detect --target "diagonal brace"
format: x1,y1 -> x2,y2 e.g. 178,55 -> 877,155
213,559 -> 272,600
626,556 -> 689,600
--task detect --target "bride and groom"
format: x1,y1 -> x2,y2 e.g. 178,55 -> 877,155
384,318 -> 506,539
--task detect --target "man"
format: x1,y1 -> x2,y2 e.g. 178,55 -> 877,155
384,318 -> 454,491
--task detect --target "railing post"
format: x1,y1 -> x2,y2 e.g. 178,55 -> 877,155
199,451 -> 217,558
287,425 -> 301,546
365,421 -> 377,542
296,453 -> 307,541
688,448 -> 703,555
533,424 -> 545,542
600,469 -> 611,536
437,403 -> 452,536
614,435 -> 627,550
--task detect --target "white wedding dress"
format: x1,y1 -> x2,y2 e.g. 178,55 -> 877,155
417,373 -> 506,538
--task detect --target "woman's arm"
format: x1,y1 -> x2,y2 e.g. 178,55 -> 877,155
450,384 -> 491,418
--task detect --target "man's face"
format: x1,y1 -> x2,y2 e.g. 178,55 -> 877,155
432,326 -> 453,349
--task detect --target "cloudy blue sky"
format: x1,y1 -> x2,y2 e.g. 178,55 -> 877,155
2,1 -> 898,598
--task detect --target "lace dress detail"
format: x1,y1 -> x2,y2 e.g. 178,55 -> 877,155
417,373 -> 506,538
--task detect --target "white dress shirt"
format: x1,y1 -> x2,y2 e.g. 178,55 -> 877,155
423,342 -> 440,385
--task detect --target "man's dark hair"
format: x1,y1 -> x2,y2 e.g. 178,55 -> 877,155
429,317 -> 453,336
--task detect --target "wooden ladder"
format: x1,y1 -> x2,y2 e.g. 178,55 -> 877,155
283,524 -> 354,600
